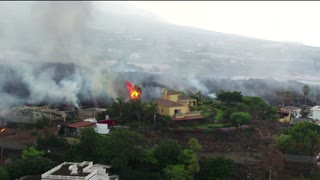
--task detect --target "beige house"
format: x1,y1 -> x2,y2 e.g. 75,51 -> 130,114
155,89 -> 203,121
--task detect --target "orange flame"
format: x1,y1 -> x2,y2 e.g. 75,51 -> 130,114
126,81 -> 141,99
0,128 -> 6,133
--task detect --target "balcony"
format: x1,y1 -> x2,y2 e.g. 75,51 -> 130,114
185,111 -> 201,116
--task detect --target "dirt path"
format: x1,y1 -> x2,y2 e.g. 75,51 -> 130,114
200,151 -> 259,164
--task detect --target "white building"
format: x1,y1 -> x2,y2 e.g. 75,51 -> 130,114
41,161 -> 119,180
308,105 -> 320,120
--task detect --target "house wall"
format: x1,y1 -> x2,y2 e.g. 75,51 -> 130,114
158,106 -> 188,116
189,99 -> 196,106
78,109 -> 98,120
162,94 -> 180,102
158,106 -> 170,116
311,110 -> 320,120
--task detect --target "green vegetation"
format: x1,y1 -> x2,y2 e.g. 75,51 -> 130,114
0,166 -> 9,180
163,164 -> 190,180
21,146 -> 45,160
230,112 -> 252,127
198,156 -> 235,180
214,109 -> 223,123
275,121 -> 320,155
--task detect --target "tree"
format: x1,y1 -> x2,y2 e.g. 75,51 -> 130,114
163,164 -> 190,180
258,146 -> 284,180
6,156 -> 57,179
0,166 -> 9,180
21,146 -> 45,160
242,96 -> 276,120
153,139 -> 183,170
198,156 -> 234,180
188,138 -> 202,154
230,112 -> 252,127
107,129 -> 146,169
217,90 -> 243,104
79,127 -> 99,161
283,90 -> 292,105
276,121 -> 320,155
302,85 -> 311,106
187,156 -> 200,178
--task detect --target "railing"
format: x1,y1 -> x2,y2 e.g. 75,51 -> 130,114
174,113 -> 184,118
185,111 -> 201,116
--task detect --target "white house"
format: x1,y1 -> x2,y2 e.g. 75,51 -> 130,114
308,105 -> 320,120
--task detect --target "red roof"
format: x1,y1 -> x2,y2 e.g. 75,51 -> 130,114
172,115 -> 204,121
97,119 -> 117,126
66,121 -> 95,128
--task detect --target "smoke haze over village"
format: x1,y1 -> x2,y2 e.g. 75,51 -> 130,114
0,1 -> 320,113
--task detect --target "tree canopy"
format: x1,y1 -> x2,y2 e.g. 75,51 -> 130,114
198,156 -> 234,180
230,112 -> 252,127
276,121 -> 320,155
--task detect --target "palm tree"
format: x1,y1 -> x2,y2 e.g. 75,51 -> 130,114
302,85 -> 310,106
283,90 -> 292,106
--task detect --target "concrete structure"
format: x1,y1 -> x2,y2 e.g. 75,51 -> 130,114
94,122 -> 110,135
41,161 -> 119,180
6,105 -> 66,125
155,89 -> 203,121
308,105 -> 320,120
78,108 -> 107,120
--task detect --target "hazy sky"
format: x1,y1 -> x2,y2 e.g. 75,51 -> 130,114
128,1 -> 320,47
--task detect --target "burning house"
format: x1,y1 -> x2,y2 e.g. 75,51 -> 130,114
126,81 -> 142,100
77,107 -> 107,120
5,105 -> 66,125
155,89 -> 203,122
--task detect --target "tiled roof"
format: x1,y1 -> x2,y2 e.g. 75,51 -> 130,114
279,106 -> 301,113
172,115 -> 204,121
155,99 -> 184,107
66,121 -> 95,128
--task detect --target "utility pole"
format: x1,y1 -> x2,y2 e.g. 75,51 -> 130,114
153,114 -> 157,128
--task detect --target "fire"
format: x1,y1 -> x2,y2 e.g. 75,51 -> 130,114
0,128 -> 6,133
125,81 -> 141,99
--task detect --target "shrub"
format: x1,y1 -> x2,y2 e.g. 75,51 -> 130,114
230,112 -> 252,127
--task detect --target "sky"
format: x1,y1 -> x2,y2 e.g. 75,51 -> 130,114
128,1 -> 320,47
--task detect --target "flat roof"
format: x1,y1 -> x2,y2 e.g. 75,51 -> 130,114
51,164 -> 90,176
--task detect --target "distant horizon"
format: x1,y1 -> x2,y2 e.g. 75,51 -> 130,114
124,1 -> 320,47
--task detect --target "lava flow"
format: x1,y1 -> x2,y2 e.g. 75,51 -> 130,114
125,81 -> 141,99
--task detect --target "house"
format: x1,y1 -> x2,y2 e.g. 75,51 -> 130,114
41,161 -> 119,180
59,121 -> 96,136
6,105 -> 66,125
277,106 -> 301,123
58,118 -> 110,136
77,108 -> 107,120
308,105 -> 320,120
155,89 -> 203,122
